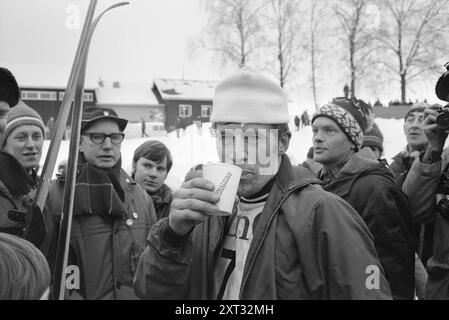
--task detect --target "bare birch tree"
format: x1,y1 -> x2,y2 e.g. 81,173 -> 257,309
334,0 -> 376,99
376,0 -> 449,103
306,0 -> 328,110
193,0 -> 269,68
264,0 -> 302,88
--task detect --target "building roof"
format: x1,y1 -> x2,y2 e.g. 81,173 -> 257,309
153,79 -> 218,101
21,85 -> 96,91
96,81 -> 161,106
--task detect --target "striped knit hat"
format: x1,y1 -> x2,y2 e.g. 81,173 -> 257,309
0,101 -> 45,148
312,97 -> 374,151
362,122 -> 383,153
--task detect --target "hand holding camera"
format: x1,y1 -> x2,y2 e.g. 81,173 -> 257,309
422,107 -> 448,153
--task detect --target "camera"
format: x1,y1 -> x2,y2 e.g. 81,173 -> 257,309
435,62 -> 449,102
436,105 -> 449,130
437,165 -> 449,220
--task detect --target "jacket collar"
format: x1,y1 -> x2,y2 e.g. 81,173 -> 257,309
276,155 -> 322,193
149,184 -> 172,205
239,155 -> 322,296
0,179 -> 13,200
338,147 -> 379,176
322,148 -> 383,197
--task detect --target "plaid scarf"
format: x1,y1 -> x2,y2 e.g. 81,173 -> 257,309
73,154 -> 127,219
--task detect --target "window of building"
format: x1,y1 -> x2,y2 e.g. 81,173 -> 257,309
39,92 -> 57,100
59,91 -> 94,102
201,105 -> 212,117
179,104 -> 192,118
21,90 -> 56,101
22,91 -> 38,100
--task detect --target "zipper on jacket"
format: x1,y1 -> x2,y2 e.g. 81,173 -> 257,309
239,184 -> 309,298
206,216 -> 226,299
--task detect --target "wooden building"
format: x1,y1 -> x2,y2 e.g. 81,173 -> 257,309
20,86 -> 96,124
152,79 -> 218,132
95,80 -> 164,123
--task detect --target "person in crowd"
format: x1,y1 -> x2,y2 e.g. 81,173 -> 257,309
46,116 -> 55,139
141,117 -> 148,138
362,122 -> 384,160
134,68 -> 392,300
301,147 -> 322,177
402,105 -> 449,299
301,110 -> 310,127
45,106 -> 157,299
390,104 -> 437,269
0,101 -> 45,176
361,119 -> 428,299
294,115 -> 300,131
132,140 -> 173,220
311,97 -> 416,300
0,70 -> 44,248
0,232 -> 51,300
391,103 -> 433,186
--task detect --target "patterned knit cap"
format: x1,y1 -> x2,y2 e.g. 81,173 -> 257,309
312,97 -> 374,151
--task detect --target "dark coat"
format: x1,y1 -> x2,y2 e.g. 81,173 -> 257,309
390,145 -> 434,265
149,183 -> 172,220
402,148 -> 449,299
134,156 -> 392,300
46,168 -> 157,300
321,149 -> 416,300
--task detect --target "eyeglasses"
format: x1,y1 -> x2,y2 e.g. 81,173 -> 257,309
83,132 -> 125,145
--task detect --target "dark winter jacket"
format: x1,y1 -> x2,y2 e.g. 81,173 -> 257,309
134,155 -> 392,300
402,148 -> 449,299
45,166 -> 157,300
0,180 -> 28,233
390,145 -> 434,265
149,183 -> 172,220
0,151 -> 37,237
390,145 -> 427,186
320,148 -> 416,300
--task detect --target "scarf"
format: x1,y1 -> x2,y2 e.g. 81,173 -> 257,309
73,154 -> 127,219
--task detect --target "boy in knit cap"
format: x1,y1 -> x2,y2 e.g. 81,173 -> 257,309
134,68 -> 392,300
362,122 -> 384,159
1,101 -> 45,173
0,70 -> 44,248
311,97 -> 416,299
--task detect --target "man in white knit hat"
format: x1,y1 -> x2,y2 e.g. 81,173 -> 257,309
134,68 -> 392,300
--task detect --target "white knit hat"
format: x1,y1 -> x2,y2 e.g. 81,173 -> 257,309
211,68 -> 290,124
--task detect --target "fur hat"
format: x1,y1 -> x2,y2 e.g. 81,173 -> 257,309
0,67 -> 20,107
0,101 -> 45,148
362,122 -> 384,153
211,67 -> 290,124
312,97 -> 374,151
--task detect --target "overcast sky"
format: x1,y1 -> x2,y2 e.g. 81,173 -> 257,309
0,0 -> 444,111
0,0 -> 222,88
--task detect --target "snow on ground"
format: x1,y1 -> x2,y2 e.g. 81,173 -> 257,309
40,118 -> 407,190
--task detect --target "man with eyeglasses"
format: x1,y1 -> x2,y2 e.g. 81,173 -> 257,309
45,106 -> 157,300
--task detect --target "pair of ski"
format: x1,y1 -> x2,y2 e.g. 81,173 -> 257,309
28,0 -> 129,300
